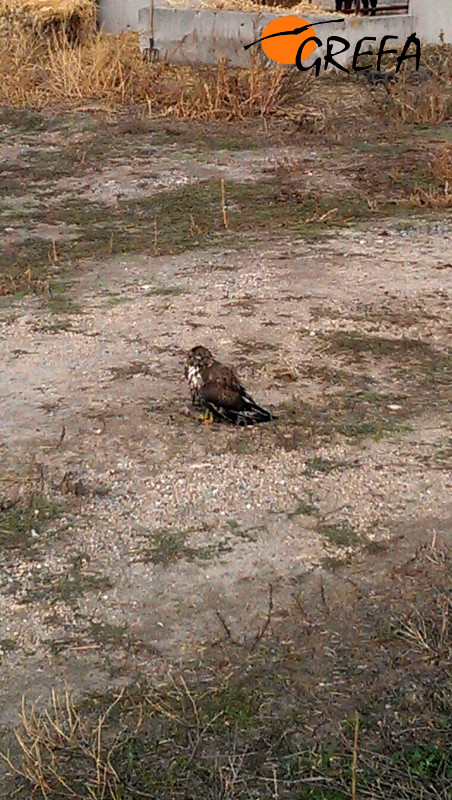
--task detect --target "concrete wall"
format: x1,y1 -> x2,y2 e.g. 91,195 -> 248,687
410,0 -> 451,44
149,7 -> 416,68
97,0 -> 147,32
97,1 -> 451,66
97,0 -> 155,50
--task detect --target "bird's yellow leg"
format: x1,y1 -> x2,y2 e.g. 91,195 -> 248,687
198,409 -> 214,424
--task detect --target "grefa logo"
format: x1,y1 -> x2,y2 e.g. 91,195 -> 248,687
244,16 -> 421,75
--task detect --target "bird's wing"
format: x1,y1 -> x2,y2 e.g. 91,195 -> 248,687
200,363 -> 249,411
200,381 -> 248,411
200,362 -> 274,425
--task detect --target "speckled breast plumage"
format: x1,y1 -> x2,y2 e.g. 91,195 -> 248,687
185,363 -> 204,407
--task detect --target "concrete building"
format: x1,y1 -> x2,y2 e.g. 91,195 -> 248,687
97,0 -> 452,67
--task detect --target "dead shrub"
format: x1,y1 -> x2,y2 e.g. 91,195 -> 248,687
0,269 -> 51,298
409,147 -> 452,209
409,184 -> 452,209
0,23 -> 302,118
151,57 -> 304,120
376,44 -> 452,125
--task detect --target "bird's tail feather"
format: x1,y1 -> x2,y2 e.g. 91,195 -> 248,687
236,403 -> 274,425
211,401 -> 276,426
238,392 -> 276,424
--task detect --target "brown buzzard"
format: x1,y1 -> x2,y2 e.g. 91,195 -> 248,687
184,345 -> 275,425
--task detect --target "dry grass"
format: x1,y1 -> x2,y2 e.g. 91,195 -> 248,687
409,183 -> 452,209
0,29 -> 152,107
380,44 -> 452,125
0,262 -> 52,298
0,24 -> 300,118
1,689 -> 126,799
409,147 -> 452,209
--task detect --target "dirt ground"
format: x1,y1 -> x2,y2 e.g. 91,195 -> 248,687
0,79 -> 451,797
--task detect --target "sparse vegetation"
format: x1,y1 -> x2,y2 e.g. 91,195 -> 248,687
319,521 -> 360,548
288,497 -> 317,517
135,528 -> 231,566
306,458 -> 348,475
0,175 -> 411,301
2,540 -> 450,800
9,563 -> 112,606
0,490 -> 64,554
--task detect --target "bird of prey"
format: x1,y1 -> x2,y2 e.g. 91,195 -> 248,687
184,345 -> 275,426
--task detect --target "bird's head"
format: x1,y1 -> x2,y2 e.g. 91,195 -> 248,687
185,345 -> 214,370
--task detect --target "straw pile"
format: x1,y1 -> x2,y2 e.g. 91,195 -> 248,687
167,0 -> 333,13
0,0 -> 96,41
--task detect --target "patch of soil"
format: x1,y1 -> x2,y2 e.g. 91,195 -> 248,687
0,99 -> 451,797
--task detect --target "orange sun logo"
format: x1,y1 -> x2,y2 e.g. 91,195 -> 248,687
260,16 -> 318,66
